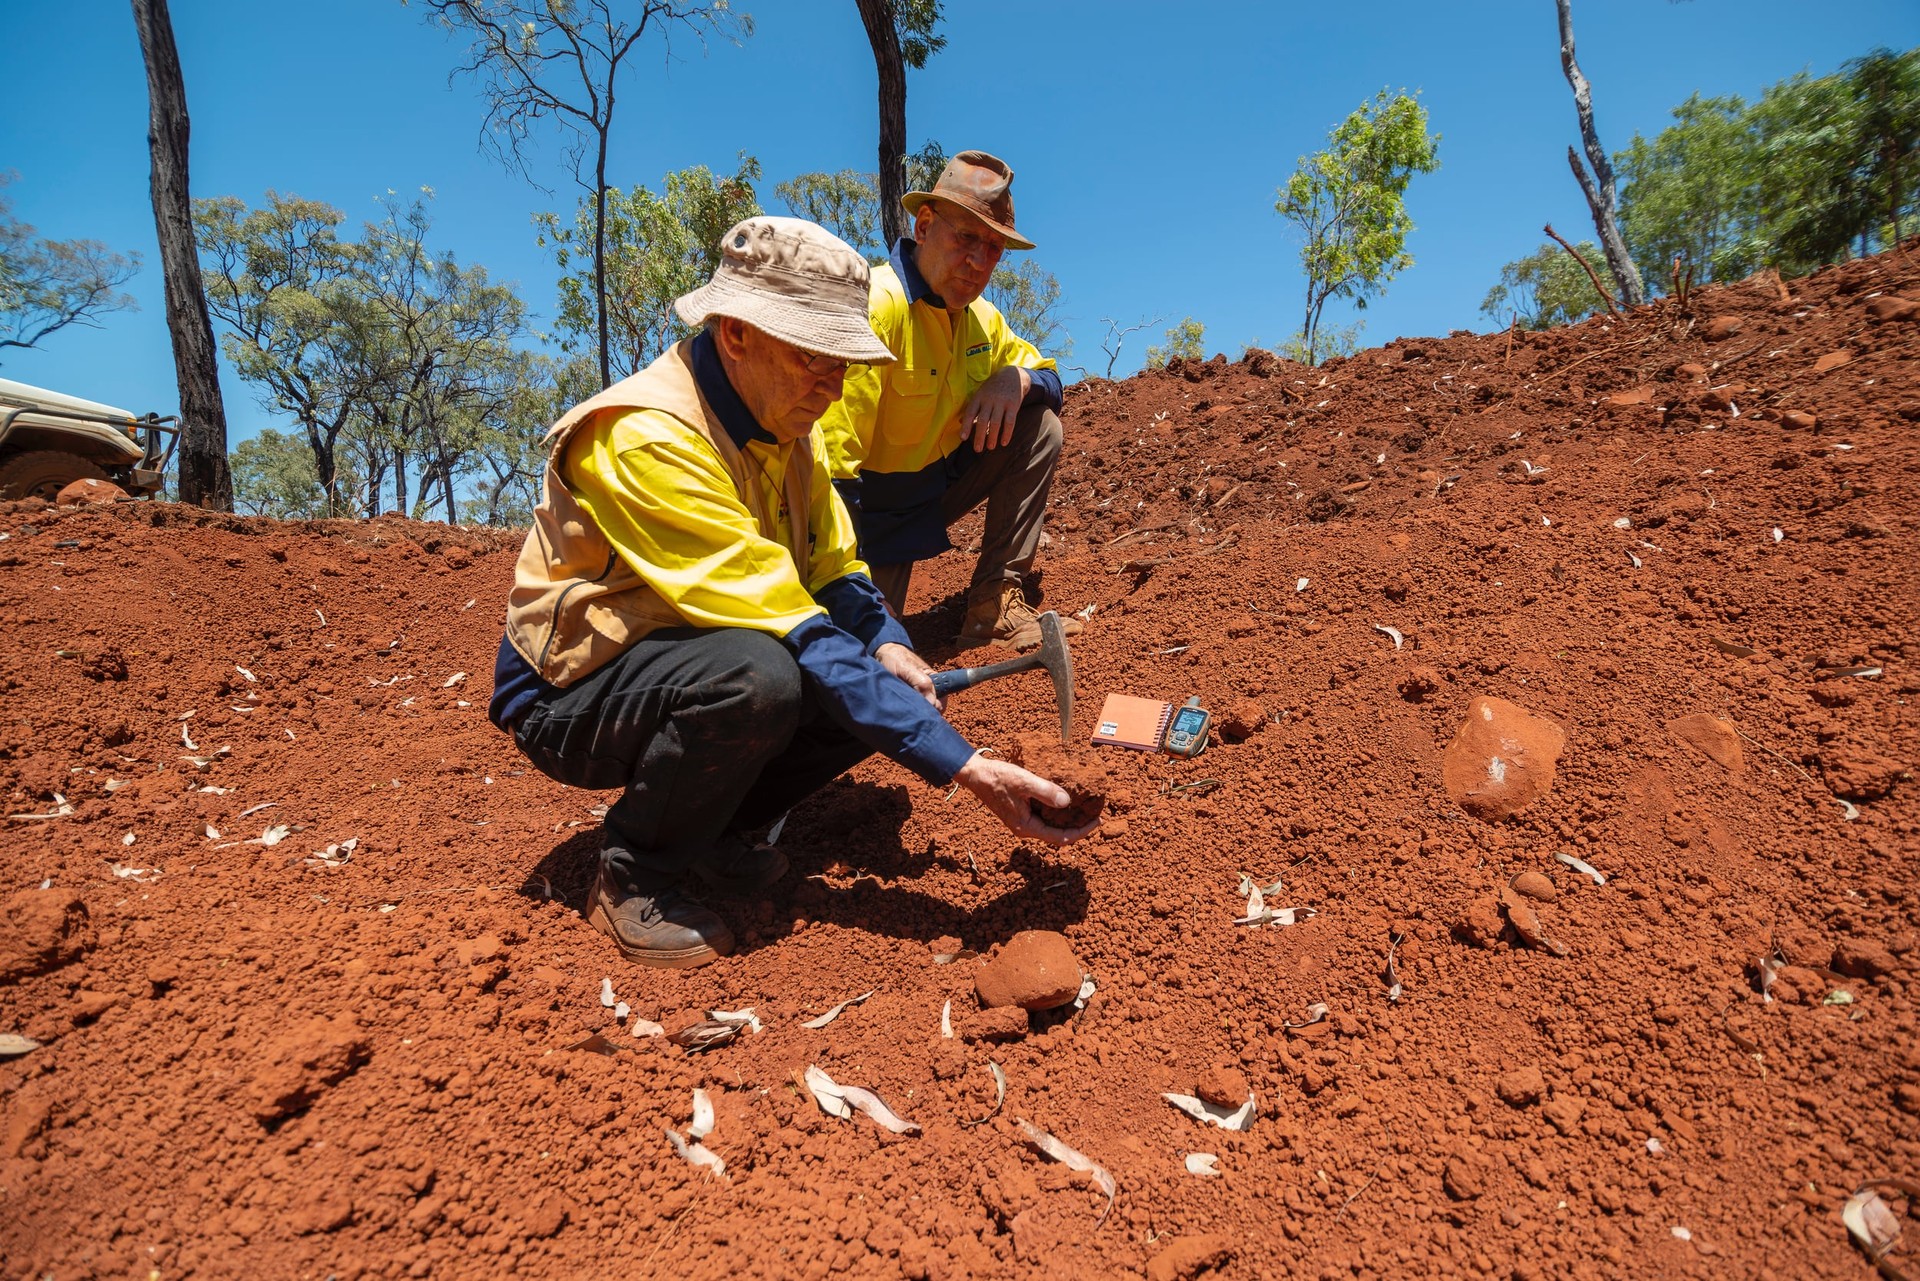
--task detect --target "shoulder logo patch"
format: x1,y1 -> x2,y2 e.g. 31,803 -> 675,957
965,342 -> 991,357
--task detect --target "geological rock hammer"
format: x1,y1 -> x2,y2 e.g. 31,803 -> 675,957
929,610 -> 1076,744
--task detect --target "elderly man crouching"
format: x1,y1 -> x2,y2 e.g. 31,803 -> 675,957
488,216 -> 1092,969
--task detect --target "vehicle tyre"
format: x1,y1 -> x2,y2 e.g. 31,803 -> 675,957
0,451 -> 110,501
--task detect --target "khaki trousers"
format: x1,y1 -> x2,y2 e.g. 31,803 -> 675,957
869,404 -> 1063,615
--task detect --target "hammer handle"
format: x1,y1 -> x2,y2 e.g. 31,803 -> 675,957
930,652 -> 1043,698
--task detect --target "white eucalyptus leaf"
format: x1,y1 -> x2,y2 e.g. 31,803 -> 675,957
802,989 -> 875,1030
1015,1119 -> 1115,1226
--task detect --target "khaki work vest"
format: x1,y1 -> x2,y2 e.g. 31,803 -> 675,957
503,341 -> 813,687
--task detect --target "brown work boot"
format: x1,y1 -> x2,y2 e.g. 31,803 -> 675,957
585,865 -> 734,969
691,836 -> 789,898
958,582 -> 1084,650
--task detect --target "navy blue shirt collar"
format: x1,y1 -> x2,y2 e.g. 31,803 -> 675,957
688,328 -> 774,449
890,237 -> 947,310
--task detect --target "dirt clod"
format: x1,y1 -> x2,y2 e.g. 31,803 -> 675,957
1006,733 -> 1109,828
975,930 -> 1084,1011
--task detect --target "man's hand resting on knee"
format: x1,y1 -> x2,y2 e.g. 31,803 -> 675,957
958,366 -> 1030,452
954,751 -> 1098,845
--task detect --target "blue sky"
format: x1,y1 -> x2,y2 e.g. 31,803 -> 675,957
5,0 -> 1917,443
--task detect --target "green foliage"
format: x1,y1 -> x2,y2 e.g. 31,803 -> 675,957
894,0 -> 946,69
1276,89 -> 1439,365
1480,242 -> 1607,330
986,259 -> 1070,361
0,174 -> 140,363
197,189 -> 535,521
537,155 -> 762,378
1143,317 -> 1205,369
776,170 -> 883,259
904,140 -> 949,195
1274,321 -> 1363,366
1618,47 -> 1920,285
231,427 -> 352,519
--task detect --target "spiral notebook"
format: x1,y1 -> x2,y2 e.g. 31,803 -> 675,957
1090,692 -> 1173,752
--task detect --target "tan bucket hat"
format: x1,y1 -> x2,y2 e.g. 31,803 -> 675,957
674,216 -> 896,364
902,150 -> 1036,251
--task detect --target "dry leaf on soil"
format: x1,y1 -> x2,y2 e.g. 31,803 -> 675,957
961,1061 -> 1007,1127
1554,850 -> 1607,885
803,1065 -> 921,1134
1843,1179 -> 1917,1280
0,1034 -> 43,1058
599,978 -> 617,1008
940,998 -> 953,1039
1186,1153 -> 1222,1177
801,989 -> 875,1030
1163,1091 -> 1258,1131
1015,1119 -> 1116,1227
1373,624 -> 1404,649
664,1128 -> 729,1182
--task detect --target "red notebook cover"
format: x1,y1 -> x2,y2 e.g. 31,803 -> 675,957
1090,693 -> 1173,751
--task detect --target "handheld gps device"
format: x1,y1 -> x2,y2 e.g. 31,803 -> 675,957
1163,696 -> 1211,757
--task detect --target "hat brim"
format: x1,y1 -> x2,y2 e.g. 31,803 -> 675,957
675,280 -> 896,365
902,191 -> 1036,251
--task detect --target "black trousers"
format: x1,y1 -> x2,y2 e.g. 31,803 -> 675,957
511,627 -> 873,891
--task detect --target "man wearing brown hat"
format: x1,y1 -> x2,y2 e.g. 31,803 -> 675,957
489,216 -> 1092,969
818,150 -> 1079,650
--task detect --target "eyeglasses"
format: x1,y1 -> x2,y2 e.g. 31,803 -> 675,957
801,351 -> 852,375
931,206 -> 1005,260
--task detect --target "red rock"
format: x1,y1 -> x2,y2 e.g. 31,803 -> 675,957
1195,1066 -> 1249,1108
975,930 -> 1083,1011
247,1015 -> 372,1126
0,892 -> 94,983
1865,296 -> 1918,322
1543,1095 -> 1585,1134
1442,697 -> 1567,820
1146,1234 -> 1236,1281
1452,898 -> 1505,948
1830,938 -> 1899,980
1813,350 -> 1853,373
1005,735 -> 1109,829
1508,871 -> 1557,902
1820,747 -> 1907,801
1665,712 -> 1744,773
959,1004 -> 1029,1042
55,477 -> 128,506
1781,410 -> 1818,430
1217,697 -> 1268,741
1701,316 -> 1743,341
1496,1067 -> 1546,1107
1605,386 -> 1653,406
1443,1154 -> 1486,1200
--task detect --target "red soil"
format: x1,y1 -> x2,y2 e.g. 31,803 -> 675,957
3,247 -> 1918,1280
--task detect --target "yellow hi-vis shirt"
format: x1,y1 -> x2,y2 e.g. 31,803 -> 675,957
818,261 -> 1057,482
561,409 -> 867,638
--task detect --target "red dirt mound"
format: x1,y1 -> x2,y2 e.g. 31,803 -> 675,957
2,246 -> 1918,1279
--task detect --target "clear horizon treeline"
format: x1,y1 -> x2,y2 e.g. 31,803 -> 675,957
1,46 -> 1913,524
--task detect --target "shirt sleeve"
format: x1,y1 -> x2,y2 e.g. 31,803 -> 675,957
814,572 -> 913,655
564,410 -> 825,637
784,613 -> 976,785
986,303 -> 1062,412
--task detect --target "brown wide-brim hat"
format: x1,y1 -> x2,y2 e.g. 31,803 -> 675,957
902,149 -> 1036,251
675,216 -> 896,365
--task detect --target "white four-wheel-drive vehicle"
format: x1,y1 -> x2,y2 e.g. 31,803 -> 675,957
0,378 -> 180,501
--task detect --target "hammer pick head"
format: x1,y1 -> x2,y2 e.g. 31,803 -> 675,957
1036,611 -> 1075,744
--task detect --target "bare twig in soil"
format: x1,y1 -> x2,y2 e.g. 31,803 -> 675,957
1106,520 -> 1179,548
1335,1119 -> 1396,1220
1160,778 -> 1222,797
1504,316 -> 1518,366
1532,332 -> 1661,385
1544,222 -> 1622,320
